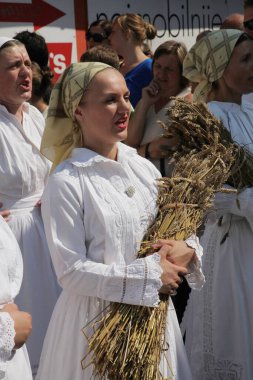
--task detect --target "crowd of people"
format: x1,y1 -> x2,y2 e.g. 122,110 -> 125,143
1,1 -> 253,379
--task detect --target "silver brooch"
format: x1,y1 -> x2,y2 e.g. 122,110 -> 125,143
125,186 -> 135,197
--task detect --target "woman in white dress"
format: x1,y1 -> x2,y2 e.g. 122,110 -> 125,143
0,37 -> 60,376
0,215 -> 32,380
36,62 -> 204,379
182,29 -> 253,379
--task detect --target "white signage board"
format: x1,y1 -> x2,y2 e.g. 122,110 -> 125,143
87,0 -> 243,50
0,0 -> 244,80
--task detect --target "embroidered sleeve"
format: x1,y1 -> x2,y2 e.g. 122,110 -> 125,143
59,253 -> 163,308
101,253 -> 162,307
0,312 -> 15,364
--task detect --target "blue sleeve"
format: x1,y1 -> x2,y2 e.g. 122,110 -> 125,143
125,59 -> 153,108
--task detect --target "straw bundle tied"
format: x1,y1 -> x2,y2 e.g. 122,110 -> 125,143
163,98 -> 253,190
81,98 -> 253,379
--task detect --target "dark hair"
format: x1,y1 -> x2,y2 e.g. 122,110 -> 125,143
244,0 -> 253,9
87,20 -> 112,38
14,31 -> 53,104
14,31 -> 49,69
80,46 -> 120,70
153,40 -> 189,89
31,62 -> 52,102
114,14 -> 156,44
235,31 -> 253,45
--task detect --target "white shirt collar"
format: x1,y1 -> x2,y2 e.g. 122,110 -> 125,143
69,142 -> 137,168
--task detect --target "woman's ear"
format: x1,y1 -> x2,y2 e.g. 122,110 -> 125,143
125,29 -> 132,41
75,107 -> 83,117
75,107 -> 83,123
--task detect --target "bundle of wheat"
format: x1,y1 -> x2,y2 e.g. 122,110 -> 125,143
81,99 -> 252,380
163,98 -> 253,189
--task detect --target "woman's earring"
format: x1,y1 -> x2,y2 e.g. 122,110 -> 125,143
75,108 -> 82,116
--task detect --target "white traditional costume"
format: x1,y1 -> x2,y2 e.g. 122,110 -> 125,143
183,29 -> 253,379
0,216 -> 32,380
0,37 -> 60,376
36,62 -> 204,380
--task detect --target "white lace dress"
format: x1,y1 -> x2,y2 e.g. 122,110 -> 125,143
0,103 -> 61,376
0,216 -> 32,380
183,101 -> 253,380
36,143 -> 204,380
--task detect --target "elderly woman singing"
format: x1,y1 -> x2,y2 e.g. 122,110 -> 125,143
0,37 -> 60,376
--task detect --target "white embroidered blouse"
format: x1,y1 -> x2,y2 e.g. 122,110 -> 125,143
42,142 -> 204,306
0,102 -> 50,210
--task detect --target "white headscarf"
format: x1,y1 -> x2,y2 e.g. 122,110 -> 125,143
0,37 -> 15,48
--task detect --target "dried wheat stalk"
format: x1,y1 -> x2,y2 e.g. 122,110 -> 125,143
163,98 -> 253,189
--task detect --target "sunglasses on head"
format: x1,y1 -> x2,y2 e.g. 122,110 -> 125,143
86,31 -> 107,43
244,19 -> 253,31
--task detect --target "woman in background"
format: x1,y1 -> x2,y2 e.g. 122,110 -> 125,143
86,19 -> 112,49
109,13 -> 156,107
126,40 -> 191,178
182,29 -> 253,380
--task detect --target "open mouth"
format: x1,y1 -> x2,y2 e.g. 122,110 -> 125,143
115,116 -> 128,129
19,80 -> 31,91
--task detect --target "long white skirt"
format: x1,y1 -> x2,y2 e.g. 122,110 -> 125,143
4,345 -> 32,380
36,291 -> 192,380
8,207 -> 61,377
183,214 -> 253,380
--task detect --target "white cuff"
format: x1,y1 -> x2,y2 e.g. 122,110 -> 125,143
120,253 -> 162,307
185,235 -> 205,290
0,312 -> 15,363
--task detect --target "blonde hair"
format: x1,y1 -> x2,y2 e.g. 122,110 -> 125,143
114,13 -> 156,44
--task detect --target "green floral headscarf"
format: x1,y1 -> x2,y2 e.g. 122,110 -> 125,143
183,29 -> 243,102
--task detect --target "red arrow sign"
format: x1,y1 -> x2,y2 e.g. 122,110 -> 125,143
0,0 -> 65,31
